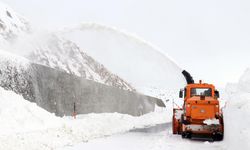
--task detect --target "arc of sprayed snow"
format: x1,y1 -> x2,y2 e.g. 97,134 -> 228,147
57,22 -> 183,71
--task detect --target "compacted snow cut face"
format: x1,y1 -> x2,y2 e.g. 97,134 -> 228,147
224,68 -> 250,150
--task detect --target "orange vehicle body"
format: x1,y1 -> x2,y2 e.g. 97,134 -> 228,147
172,81 -> 224,140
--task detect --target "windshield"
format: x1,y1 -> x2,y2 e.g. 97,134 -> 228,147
191,88 -> 212,97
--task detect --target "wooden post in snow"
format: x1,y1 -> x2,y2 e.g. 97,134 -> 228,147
73,102 -> 77,119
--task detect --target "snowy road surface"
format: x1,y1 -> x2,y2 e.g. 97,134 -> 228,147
60,123 -> 224,150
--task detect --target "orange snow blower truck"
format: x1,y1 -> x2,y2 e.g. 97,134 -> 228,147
172,70 -> 224,141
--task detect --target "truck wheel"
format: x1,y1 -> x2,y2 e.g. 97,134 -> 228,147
177,120 -> 182,134
181,114 -> 189,125
181,132 -> 186,138
182,132 -> 191,139
186,132 -> 192,139
213,133 -> 223,141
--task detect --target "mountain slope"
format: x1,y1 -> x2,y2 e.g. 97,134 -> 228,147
58,23 -> 186,91
28,34 -> 135,91
0,2 -> 134,91
0,2 -> 186,93
0,49 -> 34,101
0,1 -> 30,43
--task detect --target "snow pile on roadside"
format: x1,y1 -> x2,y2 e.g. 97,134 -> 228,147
224,68 -> 250,149
62,112 -> 167,142
0,112 -> 167,150
0,86 -> 62,135
0,87 -> 167,150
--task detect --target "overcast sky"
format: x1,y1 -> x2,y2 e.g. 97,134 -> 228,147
2,0 -> 250,87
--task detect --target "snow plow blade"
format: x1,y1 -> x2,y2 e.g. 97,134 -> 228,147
190,134 -> 213,141
172,108 -> 182,134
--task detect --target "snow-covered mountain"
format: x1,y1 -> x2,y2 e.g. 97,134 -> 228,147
0,1 -> 186,94
0,2 -> 134,91
27,34 -> 134,91
0,1 -> 30,43
58,23 -> 186,91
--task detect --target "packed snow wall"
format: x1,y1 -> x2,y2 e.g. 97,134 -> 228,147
223,69 -> 250,149
30,64 -> 157,116
0,59 -> 158,116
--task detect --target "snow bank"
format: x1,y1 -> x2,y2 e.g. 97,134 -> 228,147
224,68 -> 250,149
0,87 -> 62,135
0,87 -> 167,150
1,112 -> 167,150
238,68 -> 250,93
62,112 -> 167,142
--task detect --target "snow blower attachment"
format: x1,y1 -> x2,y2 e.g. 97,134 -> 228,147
172,70 -> 224,141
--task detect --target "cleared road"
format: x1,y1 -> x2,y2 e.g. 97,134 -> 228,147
61,123 -> 224,150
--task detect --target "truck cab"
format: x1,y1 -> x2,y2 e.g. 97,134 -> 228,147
180,81 -> 221,124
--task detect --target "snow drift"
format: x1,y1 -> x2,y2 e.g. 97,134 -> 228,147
224,68 -> 250,149
58,23 -> 186,91
0,86 -> 62,135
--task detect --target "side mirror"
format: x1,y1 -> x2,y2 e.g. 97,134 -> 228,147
215,90 -> 220,98
179,90 -> 183,98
